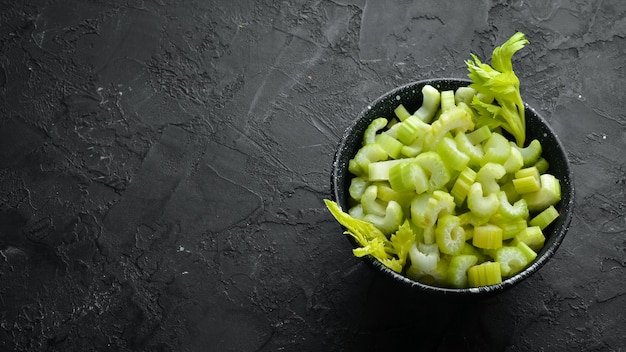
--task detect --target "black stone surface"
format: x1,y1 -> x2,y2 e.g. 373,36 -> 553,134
0,1 -> 624,351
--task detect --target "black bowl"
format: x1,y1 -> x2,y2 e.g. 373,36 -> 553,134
330,78 -> 575,299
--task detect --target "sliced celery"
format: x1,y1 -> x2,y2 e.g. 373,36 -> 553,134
395,115 -> 431,145
363,200 -> 404,235
363,117 -> 388,145
348,176 -> 369,201
512,139 -> 542,167
466,125 -> 492,145
495,246 -> 529,277
437,136 -> 470,172
376,132 -> 404,159
450,166 -> 477,206
522,174 -> 561,212
408,241 -> 439,272
440,90 -> 456,112
481,132 -> 511,165
414,85 -> 442,123
468,261 -> 502,287
368,159 -> 407,181
447,254 -> 478,288
472,224 -> 503,249
476,162 -> 506,195
394,104 -> 411,121
467,182 -> 500,218
454,131 -> 484,167
454,86 -> 476,105
435,215 -> 465,255
512,225 -> 545,251
430,106 -> 474,146
529,205 -> 559,230
503,147 -> 524,174
353,143 -> 388,176
416,151 -> 451,191
496,191 -> 529,220
361,185 -> 387,217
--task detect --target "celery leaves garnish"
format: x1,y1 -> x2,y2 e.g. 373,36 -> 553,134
324,199 -> 415,273
466,32 -> 529,146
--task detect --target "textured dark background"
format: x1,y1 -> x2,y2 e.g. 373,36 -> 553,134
0,0 -> 625,351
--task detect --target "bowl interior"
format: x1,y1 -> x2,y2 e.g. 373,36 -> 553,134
331,78 -> 574,298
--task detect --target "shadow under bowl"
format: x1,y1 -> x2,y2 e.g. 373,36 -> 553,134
331,78 -> 575,299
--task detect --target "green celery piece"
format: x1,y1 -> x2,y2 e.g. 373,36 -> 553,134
412,191 -> 455,229
467,182 -> 500,218
455,86 -> 477,105
415,84 -> 442,123
522,173 -> 561,212
376,132 -> 404,159
503,147 -> 524,174
368,158 -> 407,181
435,214 -> 466,255
363,200 -> 404,236
467,261 -> 502,287
353,143 -> 388,176
454,131 -> 484,167
497,191 -> 529,220
437,136 -> 470,172
395,115 -> 431,145
361,185 -> 386,217
447,254 -> 479,288
363,117 -> 388,145
348,176 -> 369,201
409,241 -> 439,272
394,104 -> 411,121
476,162 -> 506,195
450,166 -> 477,207
482,132 -> 512,166
440,90 -> 456,112
495,246 -> 529,277
429,106 -> 474,147
416,151 -> 451,191
512,225 -> 545,251
407,255 -> 450,286
529,205 -> 559,230
472,224 -> 503,250
511,139 -> 542,167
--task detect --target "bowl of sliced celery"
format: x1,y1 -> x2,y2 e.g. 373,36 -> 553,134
325,33 -> 574,298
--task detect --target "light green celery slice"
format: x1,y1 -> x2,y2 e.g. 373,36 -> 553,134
348,176 -> 369,201
454,86 -> 476,105
376,132 -> 404,159
496,191 -> 529,220
529,205 -> 559,230
408,241 -> 439,272
481,132 -> 511,165
533,157 -> 550,174
511,225 -> 545,251
458,211 -> 490,228
476,162 -> 506,195
354,143 -> 388,176
467,182 -> 500,218
511,139 -> 542,167
435,214 -> 465,255
454,131 -> 484,167
394,104 -> 411,121
412,191 -> 455,229
395,115 -> 431,145
388,161 -> 428,194
363,117 -> 388,145
361,185 -> 387,217
522,174 -> 561,212
516,241 -> 538,262
495,246 -> 529,277
503,147 -> 524,174
348,159 -> 363,176
468,261 -> 502,287
429,106 -> 474,147
466,125 -> 492,145
407,255 -> 450,286
363,200 -> 404,235
375,182 -> 414,209
513,166 -> 541,194
416,151 -> 451,191
440,90 -> 456,112
447,254 -> 478,288
415,85 -> 442,123
437,136 -> 470,172
494,217 -> 527,240
348,204 -> 364,219
368,158 -> 408,181
450,166 -> 477,206
472,224 -> 503,249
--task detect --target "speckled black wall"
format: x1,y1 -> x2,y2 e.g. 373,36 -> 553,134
0,0 -> 625,351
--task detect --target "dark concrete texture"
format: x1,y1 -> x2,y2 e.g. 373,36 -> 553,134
0,0 -> 624,351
